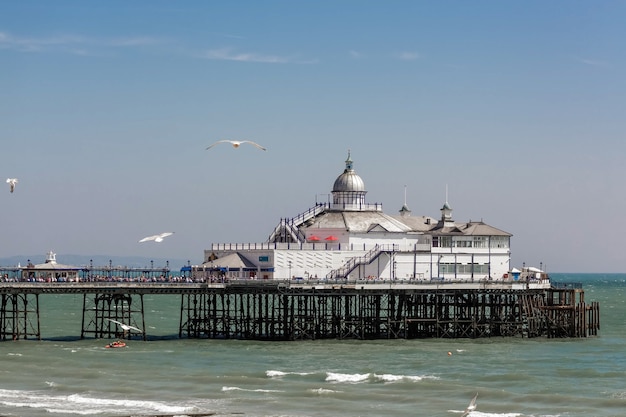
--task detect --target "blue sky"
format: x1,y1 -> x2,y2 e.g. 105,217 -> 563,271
1,1 -> 624,272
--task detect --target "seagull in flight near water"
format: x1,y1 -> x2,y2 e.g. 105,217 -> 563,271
139,232 -> 174,243
461,393 -> 478,417
107,319 -> 143,333
206,140 -> 267,151
6,178 -> 18,193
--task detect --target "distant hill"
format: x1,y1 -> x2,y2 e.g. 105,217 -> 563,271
0,254 -> 195,270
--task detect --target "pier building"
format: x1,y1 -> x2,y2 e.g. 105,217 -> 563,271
198,151 -> 524,285
19,251 -> 81,282
0,151 -> 600,341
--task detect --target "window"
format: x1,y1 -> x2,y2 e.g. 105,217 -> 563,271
473,236 -> 487,248
490,236 -> 510,249
454,238 -> 472,248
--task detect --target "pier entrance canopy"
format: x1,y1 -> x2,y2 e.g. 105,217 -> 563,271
21,251 -> 80,282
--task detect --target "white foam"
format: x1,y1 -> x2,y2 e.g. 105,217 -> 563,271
67,393 -> 192,413
309,387 -> 341,394
266,370 -> 287,377
374,373 -> 404,382
221,386 -> 283,393
325,372 -> 370,383
0,388 -> 195,415
266,370 -> 313,378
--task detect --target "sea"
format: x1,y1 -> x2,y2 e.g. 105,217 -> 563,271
1,273 -> 624,417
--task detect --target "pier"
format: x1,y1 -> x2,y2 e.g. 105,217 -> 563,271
0,279 -> 599,341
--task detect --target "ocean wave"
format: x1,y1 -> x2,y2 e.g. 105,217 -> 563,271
373,373 -> 438,382
222,386 -> 284,393
0,388 -> 197,415
324,372 -> 437,384
325,372 -> 370,383
308,387 -> 342,394
266,370 -> 314,378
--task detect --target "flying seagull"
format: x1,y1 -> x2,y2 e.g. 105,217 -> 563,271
206,140 -> 267,151
461,393 -> 478,417
107,319 -> 143,333
6,178 -> 18,193
139,232 -> 174,243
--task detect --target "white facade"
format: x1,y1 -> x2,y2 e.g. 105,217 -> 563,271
200,151 -> 514,283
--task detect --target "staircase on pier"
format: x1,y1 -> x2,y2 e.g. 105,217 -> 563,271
267,203 -> 328,243
326,244 -> 394,280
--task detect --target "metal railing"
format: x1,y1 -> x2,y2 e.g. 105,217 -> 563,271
326,244 -> 400,280
550,282 -> 583,289
267,203 -> 328,243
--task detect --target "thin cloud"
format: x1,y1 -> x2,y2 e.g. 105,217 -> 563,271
349,50 -> 363,59
396,51 -> 420,61
575,56 -> 609,67
0,30 -> 164,54
0,32 -> 84,52
106,36 -> 162,47
0,30 -> 315,64
198,47 -> 312,64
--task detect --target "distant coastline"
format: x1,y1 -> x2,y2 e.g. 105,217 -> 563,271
0,254 -> 195,269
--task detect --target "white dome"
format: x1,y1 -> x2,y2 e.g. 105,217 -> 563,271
331,151 -> 368,211
333,170 -> 365,192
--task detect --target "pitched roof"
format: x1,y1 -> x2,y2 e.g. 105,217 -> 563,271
203,252 -> 256,269
28,260 -> 80,270
460,221 -> 512,236
305,211 -> 413,233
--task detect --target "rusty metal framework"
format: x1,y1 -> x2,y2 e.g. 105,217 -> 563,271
179,287 -> 599,340
0,283 -> 600,341
0,293 -> 40,340
81,293 -> 146,340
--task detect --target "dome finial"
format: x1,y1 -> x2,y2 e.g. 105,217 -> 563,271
440,184 -> 453,223
345,149 -> 353,171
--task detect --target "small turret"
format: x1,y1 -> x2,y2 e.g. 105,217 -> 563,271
45,251 -> 57,264
331,150 -> 367,211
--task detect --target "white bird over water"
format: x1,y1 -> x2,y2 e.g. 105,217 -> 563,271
206,140 -> 267,151
107,319 -> 143,333
6,178 -> 18,193
461,393 -> 478,417
139,232 -> 174,243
